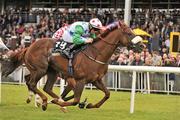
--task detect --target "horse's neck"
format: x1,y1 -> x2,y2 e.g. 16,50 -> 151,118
92,29 -> 121,62
12,49 -> 27,65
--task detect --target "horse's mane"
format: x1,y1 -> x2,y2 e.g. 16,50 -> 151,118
101,27 -> 118,38
94,20 -> 133,42
94,21 -> 121,41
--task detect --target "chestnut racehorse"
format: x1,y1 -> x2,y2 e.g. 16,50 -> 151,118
0,21 -> 143,111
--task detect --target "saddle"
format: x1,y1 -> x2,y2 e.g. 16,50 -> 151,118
53,40 -> 86,76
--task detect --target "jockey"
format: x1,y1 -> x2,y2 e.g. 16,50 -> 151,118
52,18 -> 104,57
52,23 -> 68,40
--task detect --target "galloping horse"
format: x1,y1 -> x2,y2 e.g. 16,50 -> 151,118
0,21 -> 143,111
46,22 -> 143,109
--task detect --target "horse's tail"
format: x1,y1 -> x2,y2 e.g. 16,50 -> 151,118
1,48 -> 28,77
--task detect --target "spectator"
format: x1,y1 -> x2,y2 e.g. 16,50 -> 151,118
176,54 -> 180,67
127,55 -> 134,65
130,52 -> 144,66
0,7 -> 180,68
109,54 -> 118,65
165,35 -> 170,51
152,51 -> 162,66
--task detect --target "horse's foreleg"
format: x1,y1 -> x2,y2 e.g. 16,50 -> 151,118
86,80 -> 110,109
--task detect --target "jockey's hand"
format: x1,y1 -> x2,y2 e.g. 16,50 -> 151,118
85,38 -> 93,43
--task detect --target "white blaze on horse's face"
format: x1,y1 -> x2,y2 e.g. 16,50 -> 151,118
131,36 -> 143,44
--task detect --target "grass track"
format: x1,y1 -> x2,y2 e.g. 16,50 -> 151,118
0,84 -> 180,120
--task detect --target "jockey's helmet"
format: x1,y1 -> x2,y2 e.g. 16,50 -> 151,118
89,18 -> 103,30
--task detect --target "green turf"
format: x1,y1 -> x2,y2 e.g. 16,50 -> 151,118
0,84 -> 180,120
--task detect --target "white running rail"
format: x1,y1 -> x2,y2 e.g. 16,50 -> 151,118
108,65 -> 180,114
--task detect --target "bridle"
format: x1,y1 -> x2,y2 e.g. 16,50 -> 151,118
98,36 -> 119,46
82,21 -> 136,65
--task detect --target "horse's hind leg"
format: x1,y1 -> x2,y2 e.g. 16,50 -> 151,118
86,79 -> 110,109
25,74 -> 34,104
28,72 -> 48,111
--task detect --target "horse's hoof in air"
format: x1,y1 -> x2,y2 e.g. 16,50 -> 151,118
60,107 -> 68,113
26,98 -> 31,104
86,103 -> 93,109
42,103 -> 47,111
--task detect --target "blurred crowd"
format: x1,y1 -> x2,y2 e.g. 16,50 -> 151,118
110,48 -> 180,67
0,8 -> 180,67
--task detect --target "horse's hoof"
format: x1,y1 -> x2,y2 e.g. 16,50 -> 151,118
79,98 -> 88,109
36,102 -> 41,108
60,107 -> 68,113
86,103 -> 93,109
26,98 -> 31,104
42,103 -> 47,111
51,98 -> 58,104
78,102 -> 86,109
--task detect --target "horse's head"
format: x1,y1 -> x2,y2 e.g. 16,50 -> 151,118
116,21 -> 145,53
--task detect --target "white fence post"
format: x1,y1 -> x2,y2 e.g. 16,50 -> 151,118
118,72 -> 121,89
130,71 -> 136,114
167,73 -> 170,95
147,72 -> 150,94
164,73 -> 167,92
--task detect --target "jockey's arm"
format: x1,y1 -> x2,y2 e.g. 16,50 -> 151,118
72,25 -> 86,45
72,25 -> 94,45
90,33 -> 96,39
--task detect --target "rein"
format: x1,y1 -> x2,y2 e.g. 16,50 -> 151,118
81,51 -> 108,65
81,30 -> 119,65
98,36 -> 119,46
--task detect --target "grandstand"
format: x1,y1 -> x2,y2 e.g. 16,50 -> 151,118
0,0 -> 180,9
